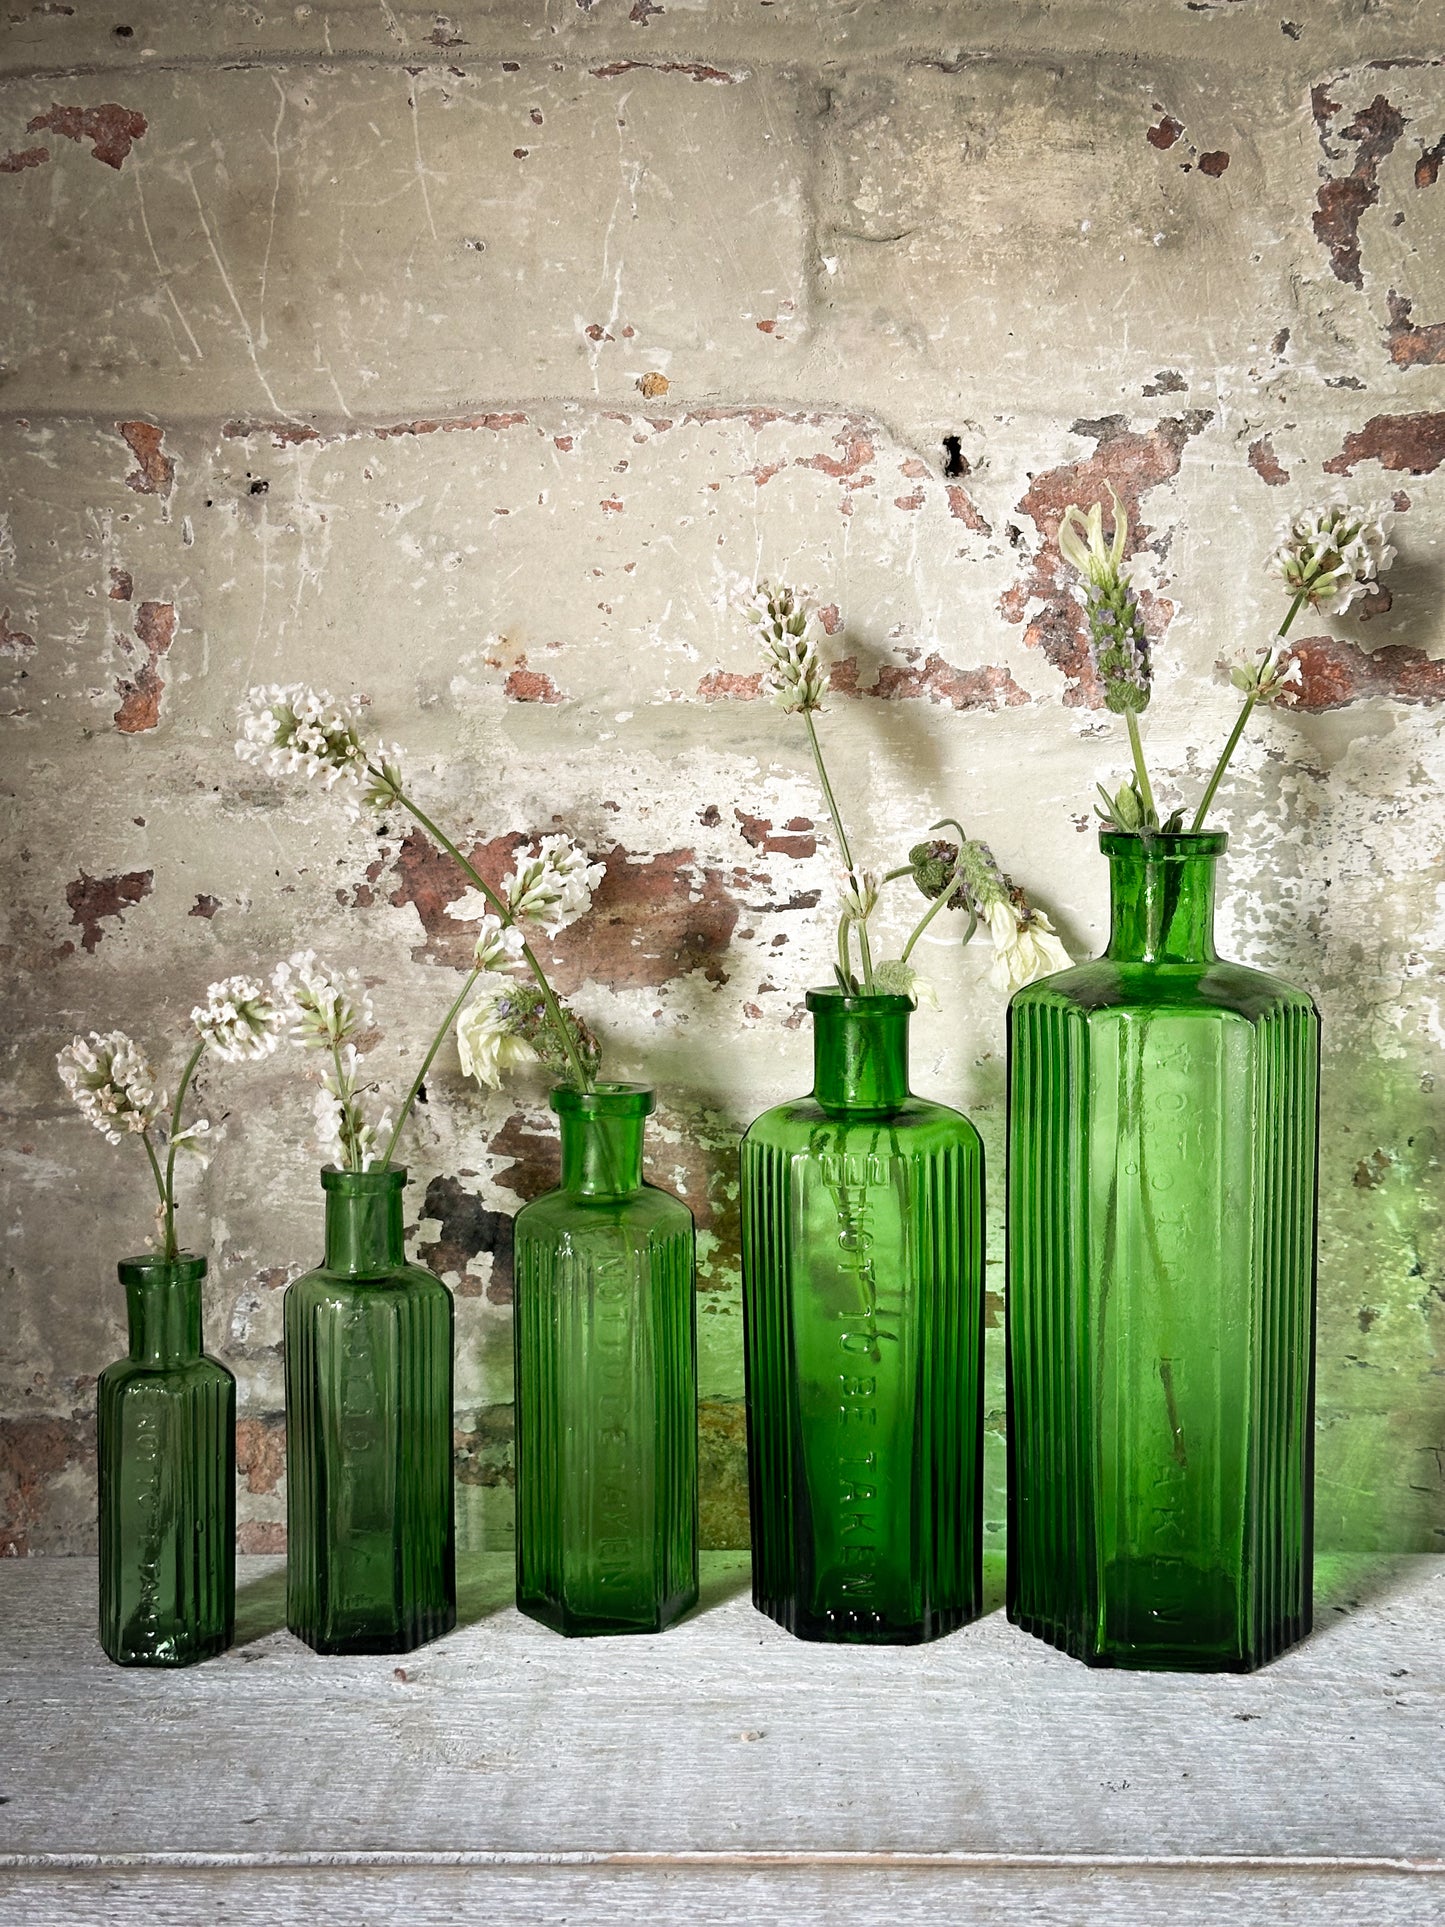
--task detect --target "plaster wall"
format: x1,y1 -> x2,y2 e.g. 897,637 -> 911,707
1,0 -> 1442,1557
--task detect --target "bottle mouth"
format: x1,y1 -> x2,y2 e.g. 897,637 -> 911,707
805,987 -> 914,1015
321,1164 -> 407,1193
117,1253 -> 208,1282
1099,830 -> 1228,859
550,1081 -> 655,1119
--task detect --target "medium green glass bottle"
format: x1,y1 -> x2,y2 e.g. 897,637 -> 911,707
741,990 -> 986,1644
1008,831 -> 1319,1671
285,1166 -> 456,1654
513,1084 -> 697,1636
97,1255 -> 235,1666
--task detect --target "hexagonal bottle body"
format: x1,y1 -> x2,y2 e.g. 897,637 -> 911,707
1007,833 -> 1319,1671
285,1167 -> 456,1655
741,991 -> 986,1644
97,1255 -> 235,1667
513,1084 -> 698,1636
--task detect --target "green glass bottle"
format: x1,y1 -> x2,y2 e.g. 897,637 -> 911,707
1008,831 -> 1319,1671
285,1166 -> 456,1654
513,1084 -> 697,1636
741,990 -> 986,1644
97,1255 -> 235,1666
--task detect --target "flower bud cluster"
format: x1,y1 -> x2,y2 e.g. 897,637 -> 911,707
1270,502 -> 1395,615
751,582 -> 828,715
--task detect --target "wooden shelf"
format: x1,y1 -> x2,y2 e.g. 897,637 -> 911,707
2,1554 -> 1442,1923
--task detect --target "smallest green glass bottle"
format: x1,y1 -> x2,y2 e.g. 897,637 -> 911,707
513,1084 -> 698,1636
97,1255 -> 236,1667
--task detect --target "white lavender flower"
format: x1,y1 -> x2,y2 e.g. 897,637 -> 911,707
57,1031 -> 163,1143
168,1119 -> 214,1165
838,870 -> 880,923
1059,488 -> 1151,715
313,1076 -> 392,1172
455,983 -> 541,1089
1270,502 -> 1395,615
985,900 -> 1072,994
751,581 -> 828,714
191,975 -> 285,1064
271,951 -> 373,1049
442,896 -> 529,970
235,684 -> 369,791
1229,647 -> 1303,707
501,836 -> 604,933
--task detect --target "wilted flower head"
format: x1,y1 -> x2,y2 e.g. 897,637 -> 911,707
271,951 -> 373,1049
501,836 -> 604,933
751,581 -> 828,715
57,1031 -> 162,1143
1229,646 -> 1303,707
871,957 -> 939,1008
1270,502 -> 1395,615
191,975 -> 285,1064
456,979 -> 600,1090
1058,488 -> 1151,716
442,896 -> 529,971
985,899 -> 1072,994
236,684 -> 369,791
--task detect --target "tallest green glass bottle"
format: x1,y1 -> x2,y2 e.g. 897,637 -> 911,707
1007,831 -> 1319,1672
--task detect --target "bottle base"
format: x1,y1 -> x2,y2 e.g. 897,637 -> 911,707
518,1587 -> 698,1638
101,1628 -> 232,1668
288,1605 -> 457,1656
753,1593 -> 975,1646
1007,1605 -> 1311,1674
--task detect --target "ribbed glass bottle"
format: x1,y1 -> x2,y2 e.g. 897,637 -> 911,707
97,1255 -> 235,1666
513,1084 -> 697,1636
285,1166 -> 456,1655
741,990 -> 985,1644
1007,831 -> 1319,1671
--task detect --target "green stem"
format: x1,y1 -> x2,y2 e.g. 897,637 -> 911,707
802,710 -> 874,992
837,915 -> 856,994
380,966 -> 482,1169
1124,709 -> 1157,828
1189,590 -> 1307,833
385,779 -> 593,1093
160,1038 -> 207,1261
329,1036 -> 357,1171
141,1128 -> 173,1260
902,879 -> 970,963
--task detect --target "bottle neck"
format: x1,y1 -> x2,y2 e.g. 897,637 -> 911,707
1103,832 -> 1224,965
322,1169 -> 407,1274
553,1084 -> 653,1199
120,1257 -> 205,1367
809,993 -> 912,1115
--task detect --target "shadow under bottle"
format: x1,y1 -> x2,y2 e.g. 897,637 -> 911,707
285,1166 -> 456,1655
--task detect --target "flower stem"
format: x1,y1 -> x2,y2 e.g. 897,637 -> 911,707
141,1128 -> 173,1260
901,871 -> 964,963
803,711 -> 875,992
329,1037 -> 357,1170
1124,709 -> 1157,828
380,966 -> 483,1169
1189,590 -> 1308,833
385,779 -> 593,1093
160,1038 -> 207,1260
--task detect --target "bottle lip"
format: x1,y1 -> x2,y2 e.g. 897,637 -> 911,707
1099,829 -> 1228,859
550,1080 -> 655,1119
117,1253 -> 207,1282
805,986 -> 914,1015
320,1163 -> 407,1193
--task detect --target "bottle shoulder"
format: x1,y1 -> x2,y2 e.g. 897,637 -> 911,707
287,1260 -> 451,1302
515,1182 -> 693,1238
1011,956 -> 1318,1024
744,1094 -> 981,1154
99,1354 -> 235,1393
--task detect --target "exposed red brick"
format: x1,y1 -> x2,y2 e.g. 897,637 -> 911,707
1385,292 -> 1445,368
116,420 -> 174,497
223,420 -> 322,447
236,1415 -> 286,1495
0,608 -> 35,658
1147,114 -> 1184,150
0,1416 -> 91,1555
894,489 -> 926,510
65,867 -> 153,953
1311,93 -> 1407,287
946,483 -> 991,533
221,414 -> 527,448
795,425 -> 874,483
591,59 -> 737,81
831,653 -> 1029,710
189,894 -> 220,919
1288,634 -> 1445,711
27,102 -> 147,170
734,809 -> 816,859
697,668 -> 764,701
114,599 -> 177,733
0,146 -> 49,174
504,661 -> 565,703
554,435 -> 574,451
1001,411 -> 1210,703
237,1520 -> 287,1554
108,567 -> 133,601
1324,411 -> 1445,475
1248,436 -> 1290,485
1417,134 -> 1445,188
818,603 -> 842,635
1198,150 -> 1230,177
600,496 -> 625,513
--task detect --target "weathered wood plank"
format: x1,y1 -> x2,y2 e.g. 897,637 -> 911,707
1,1553 -> 1442,1925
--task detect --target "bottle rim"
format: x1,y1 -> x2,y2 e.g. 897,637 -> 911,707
805,986 -> 914,1015
320,1163 -> 407,1193
117,1253 -> 208,1282
550,1080 -> 655,1118
1099,829 -> 1228,859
